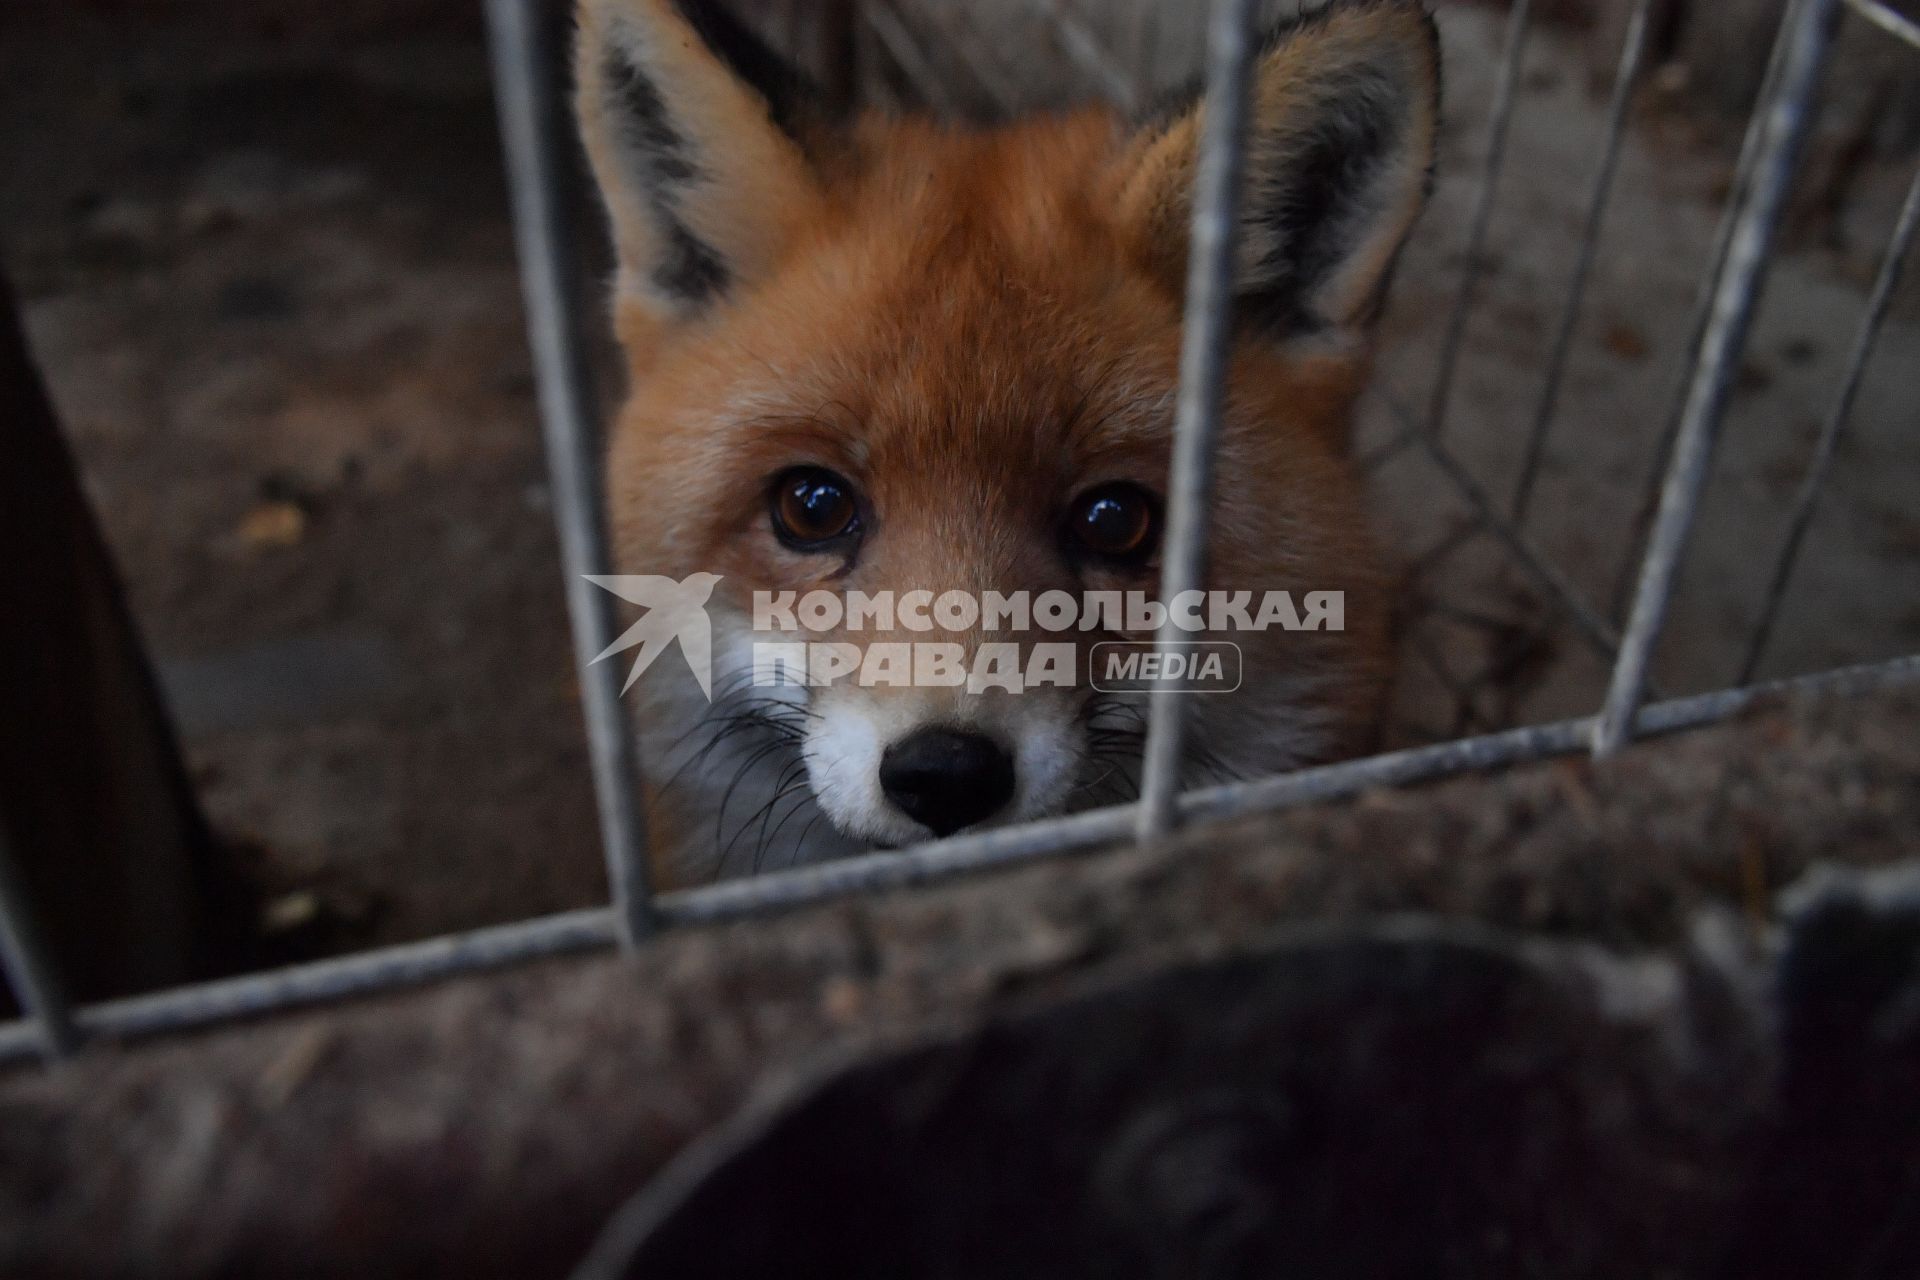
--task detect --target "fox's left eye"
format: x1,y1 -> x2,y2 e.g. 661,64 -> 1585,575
771,467 -> 861,550
1067,483 -> 1160,567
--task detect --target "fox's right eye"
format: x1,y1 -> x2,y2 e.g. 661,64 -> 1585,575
1067,482 -> 1160,568
770,467 -> 862,551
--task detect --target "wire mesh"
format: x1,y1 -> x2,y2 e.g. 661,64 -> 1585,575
1508,0 -> 1655,524
1425,0 -> 1533,445
1738,162 -> 1920,683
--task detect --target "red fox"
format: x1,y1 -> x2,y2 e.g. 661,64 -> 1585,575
574,0 -> 1440,885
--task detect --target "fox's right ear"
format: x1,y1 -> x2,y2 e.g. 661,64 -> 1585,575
576,0 -> 830,322
1108,0 -> 1440,344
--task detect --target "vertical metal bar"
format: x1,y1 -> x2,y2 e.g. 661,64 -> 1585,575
1592,0 -> 1842,757
1510,0 -> 1653,522
1426,0 -> 1533,442
483,0 -> 655,944
1137,0 -> 1258,842
0,829 -> 78,1058
1738,163 -> 1920,683
1608,9 -> 1797,621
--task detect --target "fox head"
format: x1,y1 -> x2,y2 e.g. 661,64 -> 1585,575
576,0 -> 1440,884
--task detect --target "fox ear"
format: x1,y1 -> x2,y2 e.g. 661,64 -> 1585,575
575,0 -> 830,320
1111,0 -> 1440,341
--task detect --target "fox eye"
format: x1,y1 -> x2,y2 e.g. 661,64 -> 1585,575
771,466 -> 861,550
1068,483 -> 1160,566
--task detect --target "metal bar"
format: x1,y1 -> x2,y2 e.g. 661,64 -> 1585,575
665,805 -> 1136,930
0,829 -> 78,1058
1189,655 -> 1920,824
12,654 -> 1916,1067
1426,0 -> 1533,442
0,909 -> 616,1064
1593,0 -> 1842,756
483,0 -> 654,945
1846,0 -> 1920,50
1608,7 -> 1799,621
1511,0 -> 1655,522
1737,163 -> 1920,683
1137,0 -> 1259,841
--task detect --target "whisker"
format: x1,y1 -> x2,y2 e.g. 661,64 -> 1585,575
713,737 -> 804,854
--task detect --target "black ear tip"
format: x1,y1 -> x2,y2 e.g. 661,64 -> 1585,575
1261,0 -> 1441,62
1136,0 -> 1443,132
664,0 -> 836,142
1309,0 -> 1444,134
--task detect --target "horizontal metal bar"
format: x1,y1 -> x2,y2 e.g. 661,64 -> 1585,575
1190,655 -> 1918,824
0,908 -> 616,1064
675,656 -> 1920,929
10,654 -> 1914,1067
1738,161 -> 1920,682
483,0 -> 655,945
1846,0 -> 1920,49
662,805 -> 1136,930
1138,0 -> 1259,842
1594,0 -> 1841,756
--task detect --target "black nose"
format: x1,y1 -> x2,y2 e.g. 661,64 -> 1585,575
879,729 -> 1016,837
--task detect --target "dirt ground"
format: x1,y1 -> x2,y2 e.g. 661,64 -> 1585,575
1,1 -> 1915,963
2,10 -> 607,955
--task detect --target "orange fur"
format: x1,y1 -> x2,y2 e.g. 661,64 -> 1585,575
578,0 -> 1438,884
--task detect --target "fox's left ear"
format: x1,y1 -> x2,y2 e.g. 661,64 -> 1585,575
576,0 -> 832,322
1110,0 -> 1440,342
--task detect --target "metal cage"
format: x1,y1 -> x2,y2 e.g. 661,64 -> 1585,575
2,0 -> 1917,1064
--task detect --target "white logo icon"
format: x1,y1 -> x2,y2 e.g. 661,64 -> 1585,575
585,573 -> 722,699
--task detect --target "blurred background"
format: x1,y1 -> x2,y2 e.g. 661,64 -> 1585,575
1,0 -> 1915,988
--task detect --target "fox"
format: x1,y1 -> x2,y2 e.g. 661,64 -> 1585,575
573,0 -> 1440,887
